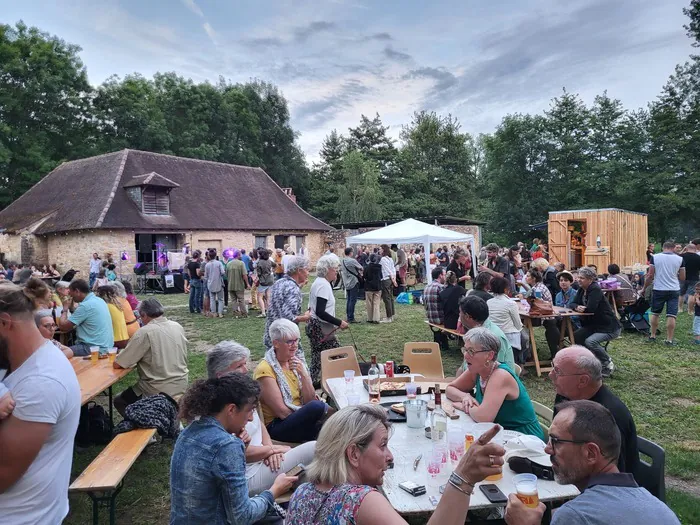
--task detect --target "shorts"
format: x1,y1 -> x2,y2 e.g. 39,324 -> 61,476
680,280 -> 699,296
650,289 -> 680,317
258,285 -> 271,293
694,316 -> 700,336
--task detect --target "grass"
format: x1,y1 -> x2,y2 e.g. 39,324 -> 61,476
65,282 -> 700,524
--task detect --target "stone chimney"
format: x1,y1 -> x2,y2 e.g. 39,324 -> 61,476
282,188 -> 296,203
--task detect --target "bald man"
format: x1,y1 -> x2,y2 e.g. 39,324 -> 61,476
549,346 -> 639,475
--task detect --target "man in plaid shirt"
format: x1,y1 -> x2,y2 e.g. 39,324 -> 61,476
424,267 -> 448,351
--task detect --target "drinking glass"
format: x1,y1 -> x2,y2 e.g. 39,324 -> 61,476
344,370 -> 355,392
405,382 -> 417,399
448,430 -> 465,465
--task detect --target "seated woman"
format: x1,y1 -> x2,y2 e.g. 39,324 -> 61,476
112,281 -> 140,338
254,318 -> 331,443
206,341 -> 316,496
95,285 -> 130,349
170,374 -> 296,525
446,328 -> 544,440
287,405 -> 516,525
519,269 -> 552,303
438,271 -> 467,329
486,276 -> 525,364
35,310 -> 73,358
122,280 -> 140,312
466,271 -> 493,302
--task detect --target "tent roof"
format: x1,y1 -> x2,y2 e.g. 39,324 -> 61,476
345,218 -> 474,245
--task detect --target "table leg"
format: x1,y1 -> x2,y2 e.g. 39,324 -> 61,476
612,294 -> 620,319
526,318 -> 542,377
558,317 -> 567,349
108,386 -> 114,425
567,317 -> 575,346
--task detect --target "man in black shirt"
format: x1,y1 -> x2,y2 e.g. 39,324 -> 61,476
550,346 -> 639,476
478,242 -> 510,280
680,243 -> 700,314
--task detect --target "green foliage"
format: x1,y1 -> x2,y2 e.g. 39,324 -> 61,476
335,151 -> 383,222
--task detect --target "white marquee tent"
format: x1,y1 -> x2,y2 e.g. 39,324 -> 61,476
345,218 -> 478,283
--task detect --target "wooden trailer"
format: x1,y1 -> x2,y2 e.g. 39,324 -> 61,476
548,208 -> 648,271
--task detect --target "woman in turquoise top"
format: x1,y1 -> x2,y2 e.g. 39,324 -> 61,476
446,327 -> 544,440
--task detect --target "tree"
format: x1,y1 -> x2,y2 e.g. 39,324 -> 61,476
0,22 -> 97,208
335,151 -> 383,222
684,0 -> 700,48
307,130 -> 346,222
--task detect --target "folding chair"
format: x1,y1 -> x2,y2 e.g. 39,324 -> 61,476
320,346 -> 361,396
403,342 -> 444,378
532,400 -> 553,441
637,436 -> 666,502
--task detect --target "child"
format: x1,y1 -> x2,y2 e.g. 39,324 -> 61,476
694,282 -> 700,345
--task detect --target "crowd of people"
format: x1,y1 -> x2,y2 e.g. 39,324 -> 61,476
0,236 -> 692,524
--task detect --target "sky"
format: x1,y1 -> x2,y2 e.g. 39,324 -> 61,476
3,0 -> 695,161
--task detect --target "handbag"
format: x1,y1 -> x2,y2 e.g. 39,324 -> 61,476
527,296 -> 554,316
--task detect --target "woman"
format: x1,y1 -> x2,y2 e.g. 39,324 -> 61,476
201,251 -> 211,317
519,269 -> 552,303
170,374 -> 296,524
379,244 -> 397,323
96,285 -> 129,349
287,405 -> 514,525
204,248 -> 225,318
447,249 -> 471,289
505,246 -> 521,290
187,250 -> 203,314
254,319 -> 331,443
263,256 -> 310,349
364,254 -> 383,323
487,276 -> 525,365
248,248 -> 259,311
122,280 -> 139,311
306,256 -> 349,386
112,281 -> 140,338
256,249 -> 276,319
92,269 -> 109,291
439,271 -> 467,330
206,341 -> 316,496
446,328 -> 544,439
466,272 -> 493,302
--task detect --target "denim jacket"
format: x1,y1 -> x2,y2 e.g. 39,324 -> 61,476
170,416 -> 274,524
556,288 -> 581,329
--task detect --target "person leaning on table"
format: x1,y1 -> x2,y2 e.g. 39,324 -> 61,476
504,400 -> 680,525
285,404 -> 540,525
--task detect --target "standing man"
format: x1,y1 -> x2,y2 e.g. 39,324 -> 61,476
113,298 -> 188,416
0,281 -> 80,524
226,250 -> 249,318
478,243 -> 510,279
57,279 -> 114,356
395,245 -> 408,292
644,241 -> 685,345
340,247 -> 363,323
680,243 -> 700,314
89,252 -> 101,289
424,267 -> 448,352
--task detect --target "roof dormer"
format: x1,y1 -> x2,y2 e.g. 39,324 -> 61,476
123,172 -> 180,216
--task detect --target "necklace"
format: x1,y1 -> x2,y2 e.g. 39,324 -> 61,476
479,361 -> 499,392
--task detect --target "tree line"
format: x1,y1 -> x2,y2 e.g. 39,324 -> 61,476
2,3 -> 699,243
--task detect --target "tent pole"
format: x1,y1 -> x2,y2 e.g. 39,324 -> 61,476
424,240 -> 432,284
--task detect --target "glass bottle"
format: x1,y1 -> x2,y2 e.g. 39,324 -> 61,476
431,384 -> 447,442
368,355 -> 380,404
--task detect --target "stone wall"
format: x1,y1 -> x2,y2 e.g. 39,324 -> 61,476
48,230 -> 136,279
0,233 -> 22,265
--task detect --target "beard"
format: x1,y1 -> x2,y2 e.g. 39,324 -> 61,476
0,334 -> 10,370
551,457 -> 584,486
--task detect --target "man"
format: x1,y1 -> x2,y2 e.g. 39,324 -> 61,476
550,346 -> 638,474
113,298 -> 188,417
281,247 -> 295,275
273,249 -> 285,280
340,247 -> 363,323
240,249 -> 252,276
478,242 -> 510,279
505,400 -> 680,525
226,250 -> 249,318
395,244 -> 408,290
57,279 -> 113,356
5,263 -> 16,282
89,252 -> 101,289
424,267 -> 448,351
572,267 -> 620,377
674,243 -> 683,255
35,310 -> 73,358
0,282 -> 80,524
680,243 -> 700,314
643,241 -> 685,345
459,295 -> 515,372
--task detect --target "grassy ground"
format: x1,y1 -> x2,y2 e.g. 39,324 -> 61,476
65,283 -> 700,524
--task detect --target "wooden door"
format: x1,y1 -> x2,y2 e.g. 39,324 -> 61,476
548,219 -> 568,264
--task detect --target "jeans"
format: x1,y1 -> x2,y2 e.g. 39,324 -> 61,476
574,326 -> 621,368
209,289 -> 224,315
70,342 -> 98,357
89,272 -> 98,289
266,400 -> 327,443
189,278 -> 203,313
346,284 -> 359,321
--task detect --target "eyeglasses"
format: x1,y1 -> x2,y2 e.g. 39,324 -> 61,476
550,367 -> 588,378
42,323 -> 57,329
548,434 -> 588,448
462,347 -> 491,358
284,339 -> 300,346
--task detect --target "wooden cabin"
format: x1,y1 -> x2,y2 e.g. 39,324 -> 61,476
548,208 -> 648,271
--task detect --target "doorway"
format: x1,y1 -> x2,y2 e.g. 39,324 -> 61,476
567,220 -> 587,269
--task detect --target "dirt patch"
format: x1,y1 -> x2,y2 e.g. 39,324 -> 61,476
670,398 -> 700,408
189,340 -> 211,354
679,441 -> 700,452
668,475 -> 700,497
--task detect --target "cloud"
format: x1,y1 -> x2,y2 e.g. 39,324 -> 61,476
366,32 -> 392,41
292,79 -> 373,128
293,21 -> 336,42
181,0 -> 204,18
243,37 -> 284,49
383,46 -> 412,62
202,22 -> 217,45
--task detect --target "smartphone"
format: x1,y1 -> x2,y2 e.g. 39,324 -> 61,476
399,481 -> 426,497
285,463 -> 305,477
479,484 -> 508,504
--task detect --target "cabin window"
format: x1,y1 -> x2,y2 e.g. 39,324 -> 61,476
142,188 -> 170,215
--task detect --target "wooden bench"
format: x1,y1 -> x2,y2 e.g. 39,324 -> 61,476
424,321 -> 463,337
70,428 -> 157,525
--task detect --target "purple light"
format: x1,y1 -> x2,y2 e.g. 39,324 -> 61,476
223,248 -> 235,259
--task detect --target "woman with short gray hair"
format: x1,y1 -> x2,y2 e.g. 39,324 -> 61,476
306,255 -> 348,386
206,340 -> 316,496
254,319 -> 332,443
445,327 -> 544,439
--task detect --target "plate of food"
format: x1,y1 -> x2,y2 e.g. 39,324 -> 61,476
380,401 -> 408,422
363,376 -> 422,397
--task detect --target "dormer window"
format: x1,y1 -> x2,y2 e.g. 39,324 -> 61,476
123,172 -> 180,216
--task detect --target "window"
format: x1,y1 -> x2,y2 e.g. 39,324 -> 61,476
142,189 -> 170,215
295,235 -> 306,252
255,236 -> 267,249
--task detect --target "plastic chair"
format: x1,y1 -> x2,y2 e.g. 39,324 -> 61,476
320,346 -> 361,395
532,400 -> 553,441
403,342 -> 444,378
637,436 -> 666,502
512,363 -> 522,376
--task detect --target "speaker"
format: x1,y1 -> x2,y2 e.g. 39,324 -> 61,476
133,263 -> 149,275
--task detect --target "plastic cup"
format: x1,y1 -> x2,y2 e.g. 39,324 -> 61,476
90,346 -> 99,363
344,370 -> 355,391
108,347 -> 117,364
448,430 -> 464,464
405,382 -> 417,399
346,393 -> 361,406
513,473 -> 539,508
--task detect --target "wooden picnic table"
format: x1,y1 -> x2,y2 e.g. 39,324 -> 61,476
70,357 -> 132,423
518,304 -> 593,377
326,375 -> 579,515
424,321 -> 462,338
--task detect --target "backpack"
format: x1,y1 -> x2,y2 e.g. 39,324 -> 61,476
75,402 -> 114,447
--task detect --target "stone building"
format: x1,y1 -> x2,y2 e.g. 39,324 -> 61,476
0,149 -> 330,278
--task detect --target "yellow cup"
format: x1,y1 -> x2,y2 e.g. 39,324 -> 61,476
108,348 -> 117,364
90,346 -> 99,363
485,472 -> 503,482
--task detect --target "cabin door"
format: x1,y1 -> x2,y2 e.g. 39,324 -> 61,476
548,220 -> 569,266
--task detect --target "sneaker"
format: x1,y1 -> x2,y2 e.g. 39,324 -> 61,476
380,318 -> 393,323
256,313 -> 266,318
646,337 -> 657,343
664,340 -> 678,346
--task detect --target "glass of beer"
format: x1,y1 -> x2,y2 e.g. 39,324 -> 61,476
513,473 -> 539,508
108,347 -> 117,364
90,346 -> 99,364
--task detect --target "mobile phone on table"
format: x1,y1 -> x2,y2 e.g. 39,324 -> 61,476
285,463 -> 305,477
479,484 -> 508,504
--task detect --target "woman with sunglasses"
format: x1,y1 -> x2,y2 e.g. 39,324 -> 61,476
446,327 -> 544,440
